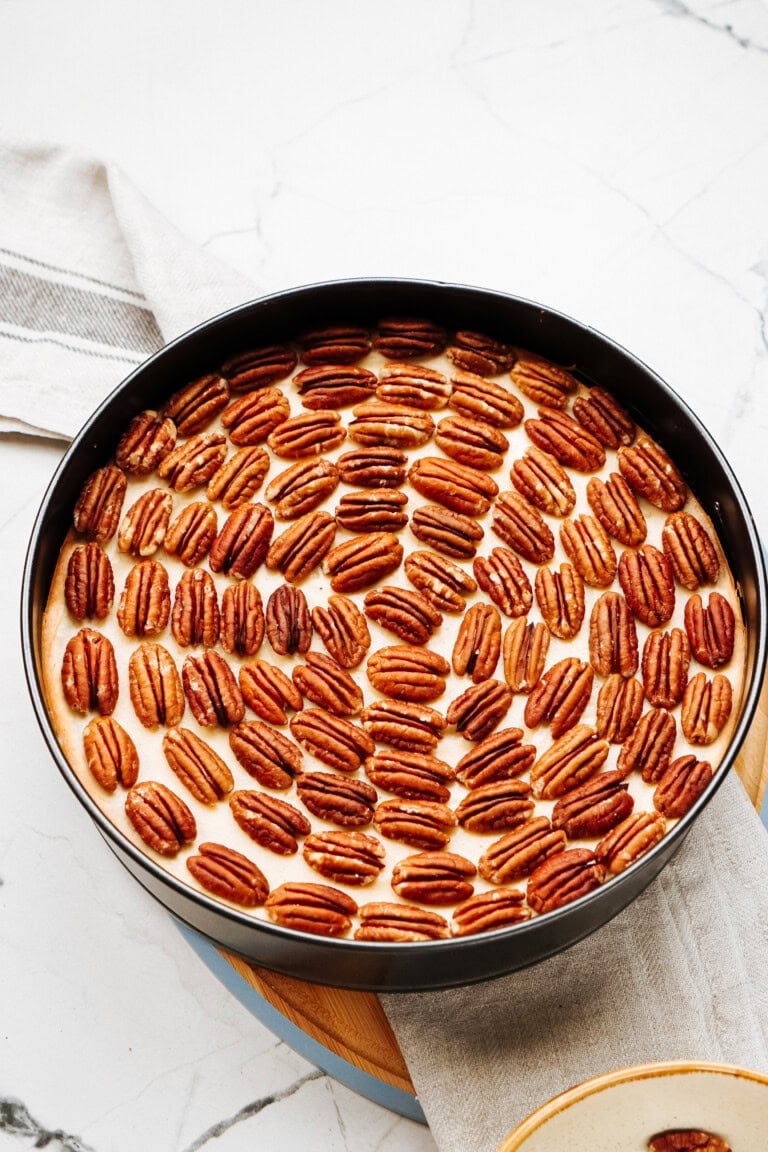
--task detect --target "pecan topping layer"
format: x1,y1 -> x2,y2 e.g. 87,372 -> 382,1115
162,726 -> 234,804
367,645 -> 450,703
311,595 -> 371,668
117,488 -> 172,557
662,510 -> 720,589
510,353 -> 578,408
265,882 -> 357,938
572,385 -> 635,448
684,592 -> 735,668
364,750 -> 455,803
323,531 -> 404,593
163,373 -> 229,436
642,627 -> 690,708
534,563 -> 585,640
348,399 -> 435,449
354,901 -> 449,942
479,818 -> 565,884
206,445 -> 270,510
618,707 -> 677,783
451,888 -> 531,936
448,331 -> 515,375
157,432 -> 227,493
296,771 -> 378,827
595,674 -> 644,743
530,725 -> 610,799
229,720 -> 304,789
335,488 -> 409,533
681,672 -> 732,745
65,542 -> 114,621
208,502 -> 274,580
449,369 -> 523,428
524,658 -> 594,738
364,585 -> 442,645
618,544 -> 676,627
292,651 -> 363,716
171,568 -> 220,647
125,780 -> 196,857
410,504 -> 484,559
164,501 -> 218,567
220,581 -> 265,657
128,642 -> 184,728
510,447 -> 576,517
586,472 -> 647,546
551,770 -> 634,839
373,797 -> 457,850
491,490 -> 555,564
229,790 -> 310,855
239,660 -> 303,725
117,559 -> 171,638
61,628 -> 118,716
391,851 -> 476,905
83,717 -> 139,792
525,407 -> 606,472
73,465 -> 127,543
527,848 -> 605,913
455,780 -> 534,834
293,364 -> 377,409
447,679 -> 513,741
409,456 -> 498,517
455,727 -> 536,788
221,387 -> 291,445
589,591 -> 639,678
404,550 -> 477,612
595,811 -> 666,875
373,319 -> 448,360
182,650 -> 245,728
267,409 -> 346,458
618,434 -> 687,511
289,708 -> 375,773
435,413 -> 509,470
221,344 -> 297,390
302,830 -> 386,886
653,755 -> 713,818
473,548 -> 533,618
186,842 -> 269,907
266,510 -> 337,582
300,324 -> 371,365
452,602 -> 502,683
376,362 -> 450,409
560,515 -> 617,588
116,410 -> 176,476
265,458 -> 339,519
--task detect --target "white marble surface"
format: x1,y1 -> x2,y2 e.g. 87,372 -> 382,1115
2,1 -> 768,1149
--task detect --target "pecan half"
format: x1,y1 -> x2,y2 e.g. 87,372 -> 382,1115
366,645 -> 450,703
61,628 -> 118,715
289,708 -> 375,773
64,543 -> 114,620
171,568 -> 220,647
162,726 -> 234,803
238,660 -> 302,725
157,432 -> 227,492
267,409 -> 346,458
551,770 -> 634,839
446,679 -> 512,741
360,699 -> 446,753
527,848 -> 605,913
117,489 -> 173,557
229,721 -> 303,788
653,755 -> 713,818
206,445 -> 270,509
524,658 -> 594,738
374,798 -> 457,850
455,727 -> 536,788
220,387 -> 291,444
164,501 -> 218,567
335,446 -> 408,488
588,591 -> 639,678
208,502 -> 274,579
595,811 -> 667,875
452,603 -> 502,682
435,413 -> 509,470
510,446 -> 576,517
221,344 -> 297,390
354,902 -> 449,942
364,585 -> 442,645
473,548 -> 533,618
117,559 -> 171,638
617,434 -> 687,512
364,750 -> 455,802
681,672 -> 732,745
572,385 -> 635,448
323,531 -> 404,592
230,789 -> 310,854
448,331 -> 515,376
502,618 -> 550,693
220,581 -> 265,657
182,650 -> 245,727
335,488 -> 408,533
534,563 -> 585,640
662,511 -> 720,589
617,707 -> 677,782
648,1130 -> 731,1152
595,674 -> 644,743
293,364 -> 377,409
311,595 -> 370,668
299,324 -> 371,365
410,504 -> 484,559
377,362 -> 450,410
478,818 -> 566,884
296,771 -> 378,827
618,545 -> 676,627
116,410 -> 176,475
125,780 -> 196,857
303,830 -> 386,885
128,642 -> 184,728
348,399 -> 435,449
265,882 -> 357,937
82,717 -> 139,792
560,515 -> 617,588
292,651 -> 363,716
373,318 -> 448,360
73,465 -> 127,543
509,352 -> 578,408
410,456 -> 499,517
391,851 -> 476,905
684,592 -> 736,669
491,490 -> 555,564
451,888 -> 532,936
404,550 -> 477,612
265,584 -> 312,655
449,370 -> 523,428
186,842 -> 269,907
266,510 -> 337,582
163,373 -> 229,435
642,628 -> 690,708
586,473 -> 647,546
525,407 -> 606,472
530,725 -> 610,799
455,780 -> 534,834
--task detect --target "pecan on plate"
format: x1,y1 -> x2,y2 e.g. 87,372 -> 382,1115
220,581 -> 265,657
239,660 -> 303,725
299,324 -> 371,365
289,708 -> 375,773
163,373 -> 229,436
572,385 -> 635,448
171,568 -> 220,647
323,531 -> 404,592
449,369 -> 524,428
162,727 -> 234,804
376,362 -> 451,411
182,650 -> 245,727
446,679 -> 513,741
293,364 -> 377,409
64,542 -> 114,621
524,658 -> 594,738
617,707 -> 677,783
618,544 -> 676,627
491,490 -> 555,564
186,842 -> 269,907
642,627 -> 690,708
391,851 -> 477,905
221,344 -> 297,390
455,780 -> 534,834
355,902 -> 449,942
473,548 -> 533,618
527,848 -> 606,913
303,830 -> 386,886
684,591 -> 735,669
560,515 -> 617,588
525,407 -> 606,472
348,399 -> 435,449
404,550 -> 477,612
648,1128 -> 731,1152
208,502 -> 274,580
588,591 -> 639,678
157,431 -> 227,493
83,717 -> 139,792
530,725 -> 610,799
617,434 -> 687,512
117,489 -> 173,558
366,645 -> 450,703
73,465 -> 127,543
479,818 -> 566,884
267,409 -> 346,458
229,721 -> 303,788
455,727 -> 536,788
335,488 -> 408,533
117,559 -> 171,638
586,472 -> 647,547
292,651 -> 363,716
128,642 -> 184,728
266,510 -> 337,583
435,412 -> 509,470
447,331 -> 515,376
364,750 -> 455,803
61,628 -> 118,716
206,445 -> 270,510
373,318 -> 448,360
266,458 -> 339,520
595,674 -> 644,743
410,504 -> 484,560
335,446 -> 408,488
681,672 -> 732,745
116,410 -> 176,476
164,501 -> 218,568
510,446 -> 576,517
662,510 -> 720,589
221,387 -> 291,445
125,780 -> 196,857
373,798 -> 457,850
265,584 -> 312,655
502,618 -> 550,693
265,882 -> 358,938
452,603 -> 502,683
551,770 -> 634,839
229,789 -> 310,854
534,562 -> 585,640
509,352 -> 578,409
364,585 -> 442,645
595,811 -> 667,875
311,595 -> 370,669
408,456 -> 498,517
296,771 -> 378,827
360,699 -> 446,754
653,755 -> 713,818
451,888 -> 531,937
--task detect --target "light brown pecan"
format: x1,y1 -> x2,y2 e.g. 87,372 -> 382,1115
360,699 -> 446,753
128,642 -> 184,728
125,780 -> 196,857
209,502 -> 274,580
230,789 -> 311,854
300,324 -> 371,365
220,581 -> 265,657
684,592 -> 736,669
266,458 -> 340,520
586,472 -> 647,546
595,674 -> 644,743
182,650 -> 245,727
473,548 -> 533,618
410,504 -> 484,559
662,511 -> 721,589
455,727 -> 536,788
681,672 -> 732,745
377,362 -> 451,409
479,818 -> 566,884
311,595 -> 370,669
404,550 -> 477,612
373,318 -> 448,360
292,652 -> 363,716
534,563 -> 585,640
221,344 -> 297,390
116,410 -> 176,475
265,584 -> 312,655
348,399 -> 435,449
64,543 -> 114,620
335,446 -> 408,488
289,708 -> 375,773
618,545 -> 676,627
391,851 -> 477,905
524,658 -> 594,738
162,726 -> 234,803
354,902 -> 449,942
163,373 -> 229,435
525,407 -> 606,472
648,1130 -> 730,1152
451,888 -> 532,936
455,779 -> 534,834
449,370 -> 524,428
73,465 -> 127,543
572,385 -> 635,448
446,679 -> 512,741
229,721 -> 303,788
435,413 -> 509,471
551,770 -> 634,839
491,490 -> 555,564
642,628 -> 690,708
266,510 -> 337,582
323,531 -> 404,592
293,363 -> 377,409
186,842 -> 269,907
157,432 -> 228,493
265,882 -> 358,938
364,750 -> 455,803
366,645 -> 450,703
266,409 -> 346,458
448,331 -> 515,376
221,387 -> 291,444
560,515 -> 617,588
509,352 -> 579,408
117,560 -> 171,638
617,434 -> 687,512
617,707 -> 677,782
588,591 -> 639,678
374,798 -> 457,850
171,568 -> 220,647
653,755 -> 713,818
303,830 -> 386,885
527,848 -> 606,913
296,771 -> 378,827
364,585 -> 442,645
409,456 -> 498,517
164,501 -> 218,567
206,446 -> 270,510
335,488 -> 409,533
595,811 -> 667,875
530,725 -> 610,799
502,618 -> 550,693
452,603 -> 502,683
117,489 -> 173,557
510,446 -> 577,517
239,661 -> 303,725
82,716 -> 139,792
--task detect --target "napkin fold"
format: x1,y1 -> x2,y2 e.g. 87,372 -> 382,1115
4,143 -> 767,1152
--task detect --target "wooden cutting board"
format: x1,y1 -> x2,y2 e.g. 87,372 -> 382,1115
218,674 -> 768,1100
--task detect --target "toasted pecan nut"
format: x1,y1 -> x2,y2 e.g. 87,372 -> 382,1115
479,818 -> 566,885
265,584 -> 312,655
265,882 -> 358,938
117,489 -> 173,558
355,902 -> 449,942
503,618 -> 550,693
65,542 -> 114,621
510,446 -> 576,517
293,364 -> 377,409
162,727 -> 234,803
595,811 -> 666,875
684,592 -> 736,669
681,672 -> 732,745
157,431 -> 228,493
186,842 -> 269,907
266,458 -> 340,521
220,581 -> 265,657
648,1130 -> 731,1152
452,603 -> 502,683
300,324 -> 371,365
451,888 -> 531,937
391,851 -> 477,905
448,331 -> 515,376
653,755 -> 713,818
163,373 -> 229,435
364,585 -> 442,645
551,770 -> 634,839
125,780 -> 196,857
410,504 -> 484,559
230,789 -> 311,854
491,490 -> 555,564
642,628 -> 690,708
530,725 -> 610,799
586,473 -> 647,546
312,595 -> 370,669
303,830 -> 386,885
404,550 -> 477,612
73,465 -> 127,543
375,352 -> 450,406
171,568 -> 220,647
206,445 -> 270,510
335,446 -> 408,488
455,780 -> 534,834
364,750 -> 455,803
267,409 -> 346,458
435,413 -> 509,470
525,407 -> 606,472
618,545 -> 676,627
221,344 -> 297,390
617,434 -> 687,512
209,502 -> 274,580
296,771 -> 378,827
473,548 -> 533,618
374,797 -> 457,850
220,387 -> 291,445
560,515 -> 617,588
524,658 -> 594,738
589,591 -> 639,678
409,456 -> 498,517
348,399 -> 435,449
527,848 -> 605,913
116,410 -> 176,476
289,708 -> 375,773
266,510 -> 337,583
449,369 -> 524,428
323,531 -> 404,593
455,727 -> 536,788
618,707 -> 677,782
335,488 -> 408,533
595,674 -> 644,743
292,651 -> 363,716
509,352 -> 579,408
128,642 -> 184,728
662,511 -> 721,589
182,650 -> 245,728
373,318 -> 448,360
534,563 -> 585,641
229,721 -> 303,788
447,679 -> 512,741
164,501 -> 218,567
360,699 -> 446,753
117,559 -> 171,638
572,385 -> 635,448
367,645 -> 450,703
83,717 -> 139,792
239,660 -> 303,725
61,628 -> 118,716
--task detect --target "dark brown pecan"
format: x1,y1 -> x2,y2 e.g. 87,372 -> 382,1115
364,750 -> 455,803
348,399 -> 435,449
366,645 -> 450,703
125,781 -> 196,857
391,851 -> 477,905
617,707 -> 677,782
186,842 -> 269,907
473,548 -> 533,618
335,488 -> 408,532
360,699 -> 446,753
289,708 -> 375,773
455,780 -> 534,834
617,434 -> 687,512
589,591 -> 639,678
335,446 -> 408,488
410,504 -> 484,559
572,385 -> 635,448
162,726 -> 234,803
509,352 -> 579,408
163,373 -> 229,435
311,595 -> 370,668
221,344 -> 297,390
404,550 -> 477,612
551,771 -> 634,839
303,830 -> 386,885
455,727 -> 536,788
527,848 -> 606,913
409,456 -> 498,518
595,811 -> 667,875
355,902 -> 449,942
452,603 -> 502,682
530,725 -> 610,799
653,755 -> 713,818
265,584 -> 312,655
265,882 -> 358,938
560,515 -> 617,588
363,585 -> 442,645
209,502 -> 274,580
449,369 -> 524,428
267,409 -> 346,458
510,446 -> 576,517
300,324 -> 371,365
73,465 -> 127,543
171,568 -> 220,647
595,674 -> 644,743
448,331 -> 515,376
684,592 -> 736,669
266,510 -> 337,582
373,318 -> 448,360
681,672 -> 732,745
662,511 -> 721,589
323,531 -> 404,592
451,888 -> 532,936
642,628 -> 690,708
586,472 -> 647,546
534,563 -> 585,640
293,364 -> 377,409
229,721 -> 303,788
292,652 -> 363,716
435,413 -> 509,470
83,717 -> 139,792
479,818 -> 566,884
502,618 -> 550,693
157,432 -> 227,492
164,501 -> 218,567
374,798 -> 457,850
491,490 -> 555,564
296,771 -> 378,827
230,789 -> 310,854
648,1129 -> 731,1152
116,560 -> 171,638
117,489 -> 173,557
116,410 -> 176,475
618,545 -> 676,627
65,543 -> 114,620
220,581 -> 265,657
524,658 -> 594,738
128,642 -> 184,728
239,661 -> 303,725
447,679 -> 512,741
221,387 -> 291,444
206,445 -> 270,510
266,459 -> 340,520
377,362 -> 451,409
525,407 -> 606,472
182,650 -> 245,727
